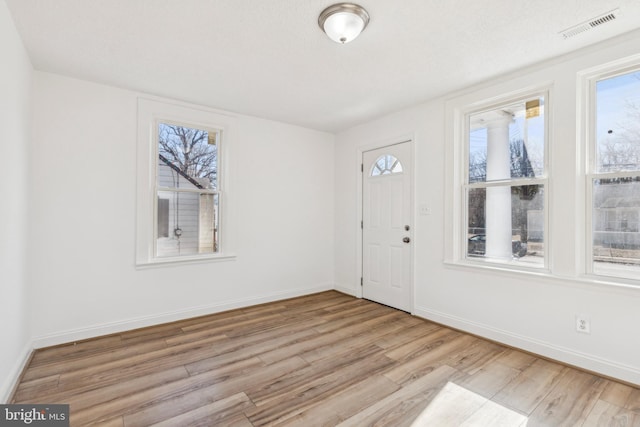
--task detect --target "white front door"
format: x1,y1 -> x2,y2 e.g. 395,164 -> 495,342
362,141 -> 412,312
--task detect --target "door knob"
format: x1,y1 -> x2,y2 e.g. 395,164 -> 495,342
403,237 -> 411,243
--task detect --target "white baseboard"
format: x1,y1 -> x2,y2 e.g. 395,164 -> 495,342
415,306 -> 640,386
1,342 -> 32,404
32,283 -> 334,349
334,283 -> 358,297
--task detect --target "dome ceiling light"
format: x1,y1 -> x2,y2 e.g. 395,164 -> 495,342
318,3 -> 370,44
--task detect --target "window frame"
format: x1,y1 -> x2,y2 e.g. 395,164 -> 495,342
583,60 -> 640,281
154,119 -> 222,258
456,88 -> 551,271
136,97 -> 236,267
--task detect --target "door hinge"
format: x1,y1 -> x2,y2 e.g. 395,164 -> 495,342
360,277 -> 363,287
361,220 -> 363,229
361,163 -> 363,172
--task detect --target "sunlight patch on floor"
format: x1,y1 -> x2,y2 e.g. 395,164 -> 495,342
410,382 -> 528,427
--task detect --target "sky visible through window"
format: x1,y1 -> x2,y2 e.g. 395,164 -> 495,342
468,99 -> 545,181
596,71 -> 640,172
597,72 -> 640,138
469,73 -> 640,178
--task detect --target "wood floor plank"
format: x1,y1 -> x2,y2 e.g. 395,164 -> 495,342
455,357 -> 523,400
375,320 -> 441,349
383,326 -> 463,362
280,291 -> 354,311
246,352 -> 397,426
527,368 -> 608,426
22,338 -> 170,383
318,295 -> 373,313
492,348 -> 538,371
274,374 -> 401,426
298,311 -> 413,363
55,334 -> 227,393
120,357 -> 264,426
280,299 -> 363,321
331,308 -> 407,339
12,374 -> 60,402
130,392 -> 255,427
86,416 -> 124,427
11,291 -> 639,426
244,294 -> 348,323
601,380 -> 640,414
383,333 -> 477,385
336,364 -> 465,427
492,358 -> 568,415
262,310 -> 404,365
184,328 -> 318,376
205,413 -> 255,427
240,303 -> 289,317
444,338 -> 507,375
246,343 -> 384,407
185,319 -> 321,366
311,303 -> 396,334
63,366 -> 191,414
256,326 -> 355,366
582,399 -> 640,427
29,335 -> 124,367
119,325 -> 184,344
180,313 -> 284,335
70,356 -> 308,425
163,327 -> 230,346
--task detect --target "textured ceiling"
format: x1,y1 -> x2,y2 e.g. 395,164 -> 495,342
6,0 -> 640,132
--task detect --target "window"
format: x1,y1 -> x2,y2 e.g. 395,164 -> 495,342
588,67 -> 640,280
156,123 -> 220,257
464,93 -> 548,268
371,154 -> 403,176
136,97 -> 235,266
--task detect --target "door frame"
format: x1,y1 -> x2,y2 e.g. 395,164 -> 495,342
356,135 -> 415,314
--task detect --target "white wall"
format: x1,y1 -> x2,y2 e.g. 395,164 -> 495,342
28,72 -> 335,346
0,0 -> 32,402
335,30 -> 640,384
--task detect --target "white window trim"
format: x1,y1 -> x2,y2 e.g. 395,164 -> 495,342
445,85 -> 552,273
579,54 -> 640,282
136,96 -> 237,267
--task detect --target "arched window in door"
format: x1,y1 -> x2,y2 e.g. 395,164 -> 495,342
371,154 -> 403,176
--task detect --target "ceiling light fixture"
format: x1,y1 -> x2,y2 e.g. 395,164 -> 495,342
318,3 -> 370,44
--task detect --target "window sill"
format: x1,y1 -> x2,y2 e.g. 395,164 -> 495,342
136,253 -> 237,269
443,259 -> 640,294
444,258 -> 550,277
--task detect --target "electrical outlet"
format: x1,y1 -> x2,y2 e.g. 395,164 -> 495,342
575,315 -> 591,334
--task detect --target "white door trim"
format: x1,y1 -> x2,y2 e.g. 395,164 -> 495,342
356,135 -> 415,313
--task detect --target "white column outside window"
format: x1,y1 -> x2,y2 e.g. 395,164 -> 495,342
484,112 -> 514,259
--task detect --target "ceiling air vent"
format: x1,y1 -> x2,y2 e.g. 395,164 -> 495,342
559,9 -> 620,39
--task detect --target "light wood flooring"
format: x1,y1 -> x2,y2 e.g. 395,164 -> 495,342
11,291 -> 640,426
